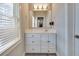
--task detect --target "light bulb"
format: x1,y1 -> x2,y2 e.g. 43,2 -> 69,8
39,4 -> 42,10
43,4 -> 47,10
34,4 -> 37,10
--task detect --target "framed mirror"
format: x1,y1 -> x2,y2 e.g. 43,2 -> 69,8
30,3 -> 53,29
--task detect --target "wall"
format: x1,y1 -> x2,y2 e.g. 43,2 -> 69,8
20,4 -> 31,30
52,3 -> 68,56
54,3 -> 75,56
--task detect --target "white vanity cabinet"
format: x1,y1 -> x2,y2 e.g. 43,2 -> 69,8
25,33 -> 56,53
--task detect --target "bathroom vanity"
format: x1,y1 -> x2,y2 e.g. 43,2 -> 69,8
24,4 -> 56,54
24,29 -> 56,53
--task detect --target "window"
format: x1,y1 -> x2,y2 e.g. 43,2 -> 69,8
0,4 -> 20,54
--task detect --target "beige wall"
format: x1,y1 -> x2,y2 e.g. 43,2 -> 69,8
20,3 -> 32,30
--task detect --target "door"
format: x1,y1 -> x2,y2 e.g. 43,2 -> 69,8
74,4 -> 79,56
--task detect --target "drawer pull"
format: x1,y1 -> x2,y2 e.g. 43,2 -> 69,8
32,41 -> 34,43
48,41 -> 50,42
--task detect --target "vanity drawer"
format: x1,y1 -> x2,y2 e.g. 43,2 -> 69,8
26,48 -> 40,53
26,38 -> 40,45
26,44 -> 40,48
26,45 -> 40,53
26,33 -> 40,38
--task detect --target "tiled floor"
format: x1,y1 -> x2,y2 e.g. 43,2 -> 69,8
25,53 -> 57,56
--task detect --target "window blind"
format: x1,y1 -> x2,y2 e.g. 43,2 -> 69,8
0,3 -> 20,53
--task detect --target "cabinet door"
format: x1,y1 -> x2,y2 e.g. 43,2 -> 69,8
40,33 -> 48,53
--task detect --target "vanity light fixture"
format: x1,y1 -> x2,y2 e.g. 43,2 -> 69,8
33,4 -> 48,10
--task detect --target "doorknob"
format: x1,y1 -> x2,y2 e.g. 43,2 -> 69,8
48,41 -> 50,43
75,35 -> 79,39
32,41 -> 34,43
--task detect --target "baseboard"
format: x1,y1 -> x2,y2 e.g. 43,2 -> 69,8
23,52 -> 26,56
22,52 -> 25,56
25,53 -> 57,56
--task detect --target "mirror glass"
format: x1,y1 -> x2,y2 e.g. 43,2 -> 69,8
32,11 -> 47,28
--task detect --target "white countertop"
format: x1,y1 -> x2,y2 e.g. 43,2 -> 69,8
25,28 -> 56,33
